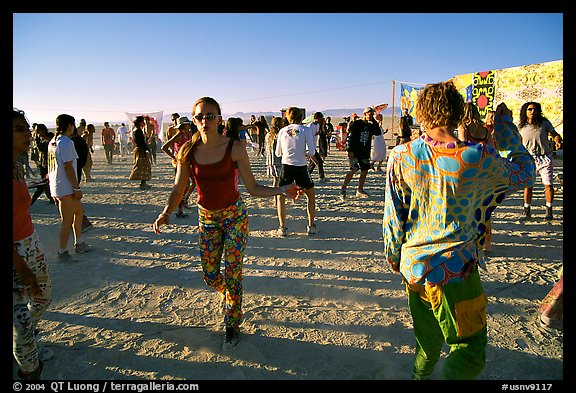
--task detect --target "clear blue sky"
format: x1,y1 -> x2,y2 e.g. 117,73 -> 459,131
13,13 -> 563,125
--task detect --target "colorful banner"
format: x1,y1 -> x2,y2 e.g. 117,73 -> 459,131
471,70 -> 495,120
126,111 -> 164,141
451,60 -> 562,131
451,73 -> 473,103
400,84 -> 424,119
494,60 -> 563,132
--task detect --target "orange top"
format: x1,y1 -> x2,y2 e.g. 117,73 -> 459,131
13,173 -> 34,242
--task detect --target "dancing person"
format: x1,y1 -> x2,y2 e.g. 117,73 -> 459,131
265,116 -> 283,189
305,112 -> 327,182
325,116 -> 335,153
382,82 -> 535,380
47,114 -> 93,262
117,123 -> 129,156
397,115 -> 412,145
371,113 -> 387,171
82,124 -> 95,182
101,121 -> 116,164
129,116 -> 152,190
13,108 -> 53,380
30,124 -> 54,205
275,106 -> 318,236
517,102 -> 563,221
70,123 -> 93,232
254,115 -> 269,157
152,97 -> 301,350
402,108 -> 414,127
457,103 -> 495,251
145,117 -> 158,165
161,116 -> 195,218
457,103 -> 495,147
339,106 -> 381,200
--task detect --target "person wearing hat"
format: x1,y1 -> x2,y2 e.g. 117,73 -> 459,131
339,106 -> 381,200
161,116 -> 196,218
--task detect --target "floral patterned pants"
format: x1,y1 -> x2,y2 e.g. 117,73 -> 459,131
13,231 -> 52,373
198,199 -> 248,328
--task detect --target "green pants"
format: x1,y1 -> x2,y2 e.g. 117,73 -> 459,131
407,268 -> 488,380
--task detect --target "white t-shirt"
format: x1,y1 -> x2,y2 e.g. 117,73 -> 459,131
47,135 -> 78,197
117,125 -> 129,141
275,124 -> 315,166
306,122 -> 320,147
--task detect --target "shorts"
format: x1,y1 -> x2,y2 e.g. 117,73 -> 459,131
534,153 -> 554,185
348,157 -> 372,171
279,164 -> 314,189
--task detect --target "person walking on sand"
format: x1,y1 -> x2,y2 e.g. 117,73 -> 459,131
116,123 -> 129,156
70,123 -> 93,232
517,101 -> 563,221
30,124 -> 54,205
152,97 -> 301,350
339,106 -> 381,200
305,112 -> 327,182
265,116 -> 283,188
48,114 -> 93,262
382,82 -> 535,380
13,108 -> 53,380
371,112 -> 387,171
129,116 -> 152,190
275,106 -> 318,236
101,121 -> 116,164
81,124 -> 95,182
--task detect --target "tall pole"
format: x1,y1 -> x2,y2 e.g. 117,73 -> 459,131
391,80 -> 396,133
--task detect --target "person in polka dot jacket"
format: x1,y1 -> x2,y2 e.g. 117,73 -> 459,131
382,81 -> 535,380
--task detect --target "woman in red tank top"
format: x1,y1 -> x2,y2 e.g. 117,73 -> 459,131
152,97 -> 301,350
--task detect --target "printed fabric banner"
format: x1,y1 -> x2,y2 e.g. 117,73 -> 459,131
494,60 -> 563,133
451,73 -> 474,103
126,111 -> 164,141
450,59 -> 562,132
472,70 -> 495,120
400,84 -> 424,119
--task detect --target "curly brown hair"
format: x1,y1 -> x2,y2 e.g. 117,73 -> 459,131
415,81 -> 464,131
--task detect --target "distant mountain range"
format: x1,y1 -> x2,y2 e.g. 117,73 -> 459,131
42,107 -> 405,128
164,106 -> 404,124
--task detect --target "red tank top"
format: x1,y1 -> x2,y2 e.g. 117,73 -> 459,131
13,170 -> 34,242
191,139 -> 239,210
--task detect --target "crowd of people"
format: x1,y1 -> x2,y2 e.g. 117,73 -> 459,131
13,91 -> 563,379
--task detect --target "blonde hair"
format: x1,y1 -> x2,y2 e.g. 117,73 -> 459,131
415,81 -> 464,131
268,116 -> 283,151
286,107 -> 303,124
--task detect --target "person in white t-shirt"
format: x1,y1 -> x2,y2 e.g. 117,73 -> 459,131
275,107 -> 317,236
48,114 -> 93,262
117,123 -> 129,155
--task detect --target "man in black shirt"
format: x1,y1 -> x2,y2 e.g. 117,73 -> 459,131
339,106 -> 381,200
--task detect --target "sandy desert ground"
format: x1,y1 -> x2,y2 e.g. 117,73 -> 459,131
16,140 -> 563,382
